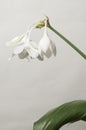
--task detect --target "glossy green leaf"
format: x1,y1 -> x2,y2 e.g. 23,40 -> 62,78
33,100 -> 86,130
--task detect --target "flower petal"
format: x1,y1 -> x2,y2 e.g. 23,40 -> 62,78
44,47 -> 52,58
38,35 -> 50,53
30,41 -> 38,49
18,49 -> 29,59
27,47 -> 39,58
26,40 -> 40,59
6,34 -> 25,46
37,55 -> 44,61
38,47 -> 44,60
50,41 -> 57,56
13,45 -> 25,54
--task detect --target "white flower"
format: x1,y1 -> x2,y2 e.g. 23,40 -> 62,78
38,20 -> 57,59
7,26 -> 43,61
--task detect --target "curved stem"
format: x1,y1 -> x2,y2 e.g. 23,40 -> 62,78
48,25 -> 86,59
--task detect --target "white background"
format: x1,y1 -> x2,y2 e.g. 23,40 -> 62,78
0,0 -> 86,130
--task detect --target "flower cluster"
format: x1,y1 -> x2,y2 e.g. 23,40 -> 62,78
6,19 -> 57,61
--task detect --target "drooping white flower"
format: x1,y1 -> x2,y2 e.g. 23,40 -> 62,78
38,20 -> 57,59
7,26 -> 43,61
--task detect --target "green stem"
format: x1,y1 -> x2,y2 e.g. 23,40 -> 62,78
48,25 -> 86,59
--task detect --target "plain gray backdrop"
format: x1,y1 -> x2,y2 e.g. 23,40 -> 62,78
0,0 -> 86,129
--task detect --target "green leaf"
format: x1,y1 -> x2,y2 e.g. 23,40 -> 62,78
33,100 -> 86,130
